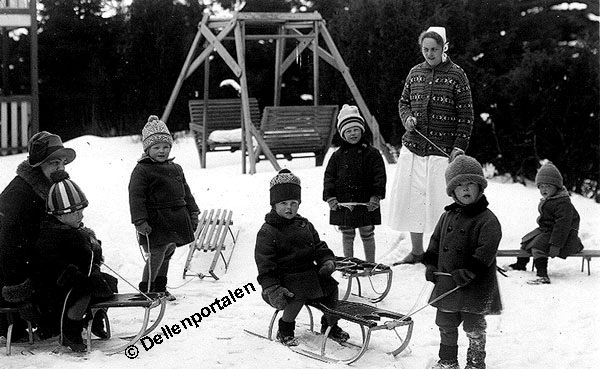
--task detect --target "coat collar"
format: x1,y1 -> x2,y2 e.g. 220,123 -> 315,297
339,137 -> 369,150
16,160 -> 52,200
445,194 -> 489,216
264,209 -> 306,226
137,153 -> 175,163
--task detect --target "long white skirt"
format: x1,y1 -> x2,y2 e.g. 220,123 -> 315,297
385,147 -> 450,233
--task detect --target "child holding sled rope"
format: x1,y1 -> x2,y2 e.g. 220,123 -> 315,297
323,104 -> 386,263
129,115 -> 199,301
507,162 -> 584,284
255,169 -> 350,346
422,155 -> 502,369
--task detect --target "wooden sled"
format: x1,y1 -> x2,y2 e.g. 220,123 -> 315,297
183,209 -> 239,280
258,301 -> 413,365
86,292 -> 167,354
0,306 -> 34,355
335,256 -> 393,303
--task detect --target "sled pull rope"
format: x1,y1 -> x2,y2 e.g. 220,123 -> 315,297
414,129 -> 450,158
102,262 -> 153,302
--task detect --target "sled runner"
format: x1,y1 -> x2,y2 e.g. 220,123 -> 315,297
496,249 -> 600,275
183,209 -> 239,280
247,301 -> 413,365
335,256 -> 393,303
0,306 -> 34,355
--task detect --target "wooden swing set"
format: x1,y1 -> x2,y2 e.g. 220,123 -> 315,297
162,11 -> 395,174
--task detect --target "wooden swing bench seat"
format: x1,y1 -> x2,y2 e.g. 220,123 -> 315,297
335,256 -> 393,303
261,300 -> 413,365
496,249 -> 600,275
256,105 -> 339,166
1,293 -> 167,356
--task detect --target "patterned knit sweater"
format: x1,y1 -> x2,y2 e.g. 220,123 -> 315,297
398,56 -> 474,157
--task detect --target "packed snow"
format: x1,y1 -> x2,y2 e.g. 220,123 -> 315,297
1,134 -> 598,369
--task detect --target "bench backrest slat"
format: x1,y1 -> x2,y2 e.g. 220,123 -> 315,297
189,98 -> 261,133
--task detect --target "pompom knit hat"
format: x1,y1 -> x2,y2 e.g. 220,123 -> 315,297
269,169 -> 301,205
337,104 -> 365,137
142,115 -> 173,151
27,131 -> 76,168
47,171 -> 88,215
535,162 -> 563,188
445,155 -> 487,196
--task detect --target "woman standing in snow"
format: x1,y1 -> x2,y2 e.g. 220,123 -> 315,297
387,26 -> 474,265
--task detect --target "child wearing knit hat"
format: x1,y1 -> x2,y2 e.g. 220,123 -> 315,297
30,171 -> 116,352
507,162 -> 584,284
323,104 -> 386,263
129,115 -> 200,301
255,169 -> 350,347
422,155 -> 502,369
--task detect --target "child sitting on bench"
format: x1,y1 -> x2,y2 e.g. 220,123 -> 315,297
255,169 -> 350,347
508,162 -> 584,284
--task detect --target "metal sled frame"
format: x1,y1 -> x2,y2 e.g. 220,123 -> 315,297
335,256 -> 393,303
265,301 -> 413,365
0,307 -> 34,355
183,209 -> 239,280
86,292 -> 167,354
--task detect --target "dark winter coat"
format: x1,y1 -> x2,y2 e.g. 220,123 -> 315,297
0,161 -> 52,291
520,187 -> 584,258
128,156 -> 199,248
398,56 -> 474,158
255,210 -> 338,302
323,139 -> 386,228
31,217 -> 117,335
424,195 -> 502,315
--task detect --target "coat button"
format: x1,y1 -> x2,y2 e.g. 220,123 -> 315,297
447,226 -> 453,232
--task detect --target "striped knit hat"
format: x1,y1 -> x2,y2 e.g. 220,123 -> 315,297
337,104 -> 365,137
269,169 -> 301,205
47,171 -> 88,215
142,115 -> 173,151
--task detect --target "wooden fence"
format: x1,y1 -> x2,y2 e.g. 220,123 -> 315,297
0,96 -> 30,155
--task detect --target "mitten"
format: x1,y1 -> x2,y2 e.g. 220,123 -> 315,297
262,285 -> 294,310
425,265 -> 438,283
403,116 -> 416,131
449,147 -> 465,162
318,260 -> 336,276
135,221 -> 152,235
190,212 -> 200,232
326,198 -> 339,211
451,269 -> 476,287
549,245 -> 560,258
367,196 -> 380,212
57,264 -> 90,290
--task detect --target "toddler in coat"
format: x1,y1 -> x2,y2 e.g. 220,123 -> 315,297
508,162 -> 584,284
255,169 -> 349,346
422,155 -> 502,369
129,115 -> 199,300
323,104 -> 386,263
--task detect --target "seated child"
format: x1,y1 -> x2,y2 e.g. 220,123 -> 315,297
508,162 -> 584,284
32,171 -> 117,352
255,169 -> 350,346
422,155 -> 502,369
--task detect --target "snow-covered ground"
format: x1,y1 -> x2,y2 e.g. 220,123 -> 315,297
1,134 -> 598,369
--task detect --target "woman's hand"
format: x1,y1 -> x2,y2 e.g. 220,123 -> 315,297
403,116 -> 417,131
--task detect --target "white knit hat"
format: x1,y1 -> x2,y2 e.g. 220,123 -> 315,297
337,104 -> 365,137
142,115 -> 173,151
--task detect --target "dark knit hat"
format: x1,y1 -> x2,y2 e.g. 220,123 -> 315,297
445,155 -> 487,196
27,131 -> 76,167
269,169 -> 301,205
535,162 -> 563,188
142,115 -> 173,151
337,104 -> 365,137
47,171 -> 88,215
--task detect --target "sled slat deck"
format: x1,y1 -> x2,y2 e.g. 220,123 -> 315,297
496,249 -> 600,275
0,307 -> 34,355
335,256 -> 393,303
183,209 -> 238,280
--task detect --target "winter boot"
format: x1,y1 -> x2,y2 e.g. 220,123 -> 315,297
507,257 -> 529,271
61,317 -> 86,352
527,258 -> 551,285
91,309 -> 109,339
465,331 -> 486,369
320,315 -> 350,343
152,276 -> 176,301
138,281 -> 150,294
276,318 -> 299,346
430,360 -> 460,369
431,344 -> 459,369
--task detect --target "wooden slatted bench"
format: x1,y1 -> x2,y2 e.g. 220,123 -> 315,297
188,98 -> 261,167
0,307 -> 34,355
256,105 -> 339,166
496,249 -> 600,275
183,209 -> 239,280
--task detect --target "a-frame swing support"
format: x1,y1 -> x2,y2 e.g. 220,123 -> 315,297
162,12 -> 395,174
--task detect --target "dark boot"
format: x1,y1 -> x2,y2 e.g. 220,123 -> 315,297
276,318 -> 298,346
528,258 -> 551,284
435,344 -> 459,368
152,276 -> 176,301
138,281 -> 150,294
508,257 -> 529,271
465,331 -> 486,369
62,317 -> 86,352
91,309 -> 109,339
320,315 -> 349,343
